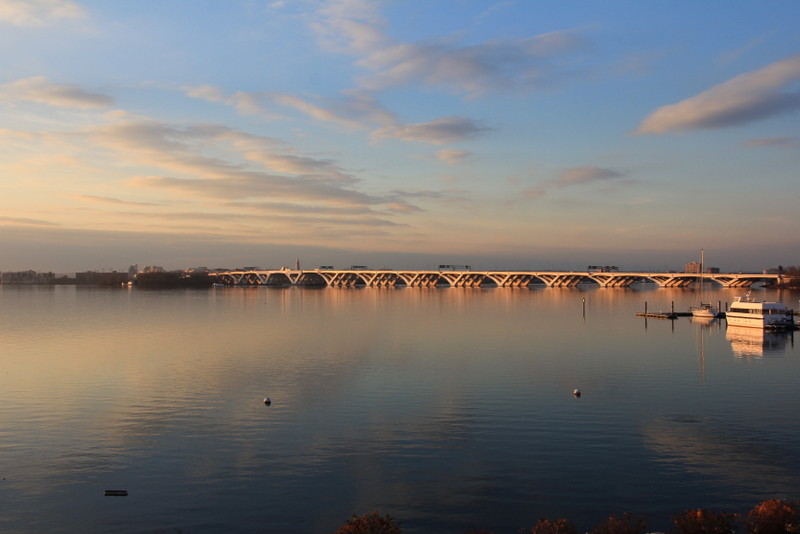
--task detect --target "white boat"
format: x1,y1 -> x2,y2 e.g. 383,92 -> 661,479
690,250 -> 719,318
691,302 -> 719,318
725,295 -> 795,329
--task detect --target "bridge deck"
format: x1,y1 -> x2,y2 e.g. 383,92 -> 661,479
209,269 -> 779,289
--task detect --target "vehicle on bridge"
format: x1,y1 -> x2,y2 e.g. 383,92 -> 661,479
587,265 -> 619,272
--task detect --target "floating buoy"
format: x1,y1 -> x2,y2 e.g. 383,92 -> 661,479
573,388 -> 581,397
104,490 -> 128,497
264,397 -> 271,405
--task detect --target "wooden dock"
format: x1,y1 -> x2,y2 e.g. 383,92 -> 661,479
637,301 -> 684,319
636,312 -> 678,319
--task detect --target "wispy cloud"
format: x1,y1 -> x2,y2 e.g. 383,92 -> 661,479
636,54 -> 800,134
184,85 -> 282,119
372,116 -> 490,145
224,201 -> 378,217
387,188 -> 468,211
242,151 -> 351,180
436,149 -> 471,165
311,0 -> 386,56
0,0 -> 85,26
70,194 -> 159,207
718,32 -> 775,66
87,117 -> 420,218
524,166 -> 627,199
745,136 -> 800,149
313,1 -> 589,97
272,93 -> 371,130
556,166 -> 626,186
98,207 -> 403,230
128,174 -> 377,206
186,82 -> 487,145
365,31 -> 587,96
0,215 -> 59,226
185,84 -> 398,132
474,1 -> 515,23
0,76 -> 112,108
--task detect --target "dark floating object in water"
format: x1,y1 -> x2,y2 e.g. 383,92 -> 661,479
104,490 -> 128,497
573,388 -> 581,397
264,396 -> 271,405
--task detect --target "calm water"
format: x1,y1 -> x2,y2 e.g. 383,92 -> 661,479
1,284 -> 799,534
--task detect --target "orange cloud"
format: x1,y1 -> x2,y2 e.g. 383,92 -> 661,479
0,0 -> 85,26
636,54 -> 800,134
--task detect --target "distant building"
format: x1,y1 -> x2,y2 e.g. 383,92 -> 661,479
685,261 -> 718,273
0,270 -> 55,284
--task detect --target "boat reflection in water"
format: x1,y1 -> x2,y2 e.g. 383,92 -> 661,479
691,315 -> 717,327
726,325 -> 793,359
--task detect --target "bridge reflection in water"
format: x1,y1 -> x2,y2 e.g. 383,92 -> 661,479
210,269 -> 778,288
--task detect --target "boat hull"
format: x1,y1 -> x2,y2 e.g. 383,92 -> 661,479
725,313 -> 794,329
691,305 -> 718,318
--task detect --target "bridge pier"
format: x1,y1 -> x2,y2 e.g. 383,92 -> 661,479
537,274 -> 584,287
650,275 -> 695,288
590,275 -> 639,288
712,276 -> 762,288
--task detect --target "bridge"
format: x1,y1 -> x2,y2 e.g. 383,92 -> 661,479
209,269 -> 781,288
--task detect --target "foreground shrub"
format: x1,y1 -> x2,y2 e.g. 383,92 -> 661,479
329,501 -> 800,534
590,513 -> 647,534
672,509 -> 737,534
526,518 -> 578,534
746,500 -> 800,534
330,512 -> 402,534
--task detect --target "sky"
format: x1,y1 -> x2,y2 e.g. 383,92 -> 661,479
0,0 -> 798,273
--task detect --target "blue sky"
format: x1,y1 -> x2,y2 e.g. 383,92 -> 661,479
0,0 -> 798,273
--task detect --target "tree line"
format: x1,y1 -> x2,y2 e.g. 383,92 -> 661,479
775,266 -> 800,288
